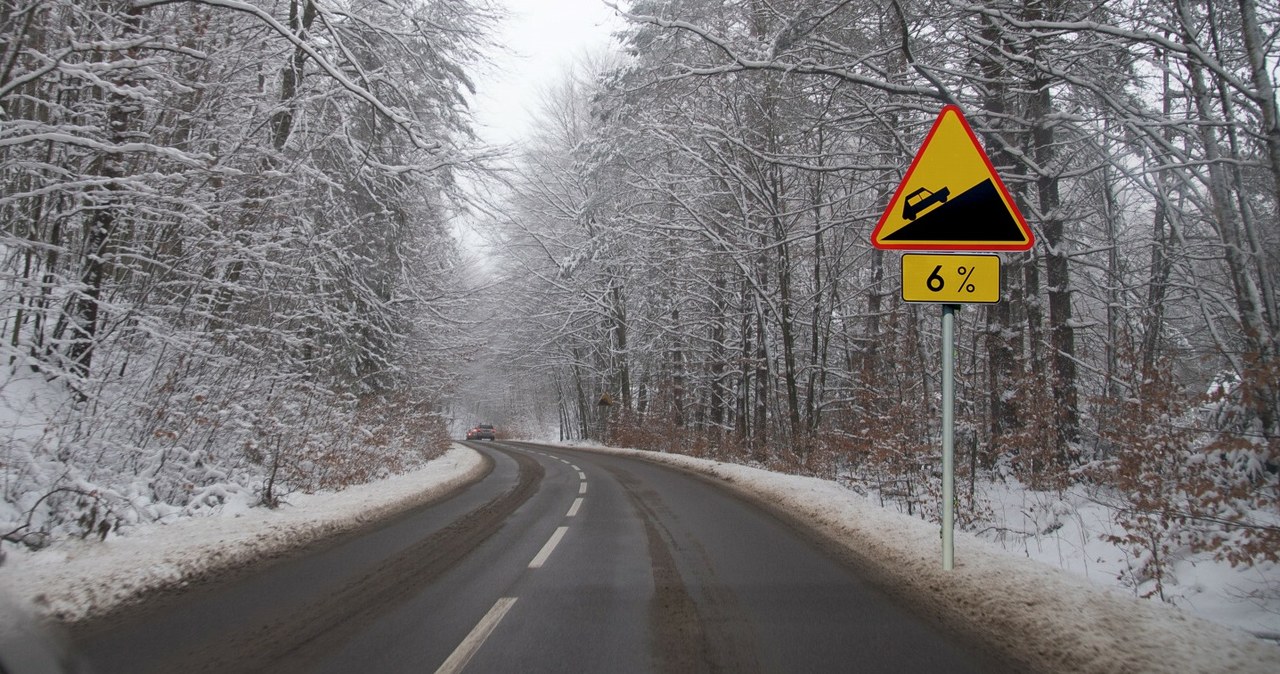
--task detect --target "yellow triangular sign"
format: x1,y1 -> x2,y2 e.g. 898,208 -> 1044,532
871,105 -> 1033,251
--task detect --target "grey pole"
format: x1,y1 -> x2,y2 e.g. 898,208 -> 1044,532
941,303 -> 958,570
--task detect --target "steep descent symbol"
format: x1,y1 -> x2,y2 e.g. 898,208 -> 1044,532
883,178 -> 1023,243
871,106 -> 1034,251
902,187 -> 949,220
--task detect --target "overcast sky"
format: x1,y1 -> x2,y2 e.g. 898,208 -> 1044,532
474,0 -> 624,145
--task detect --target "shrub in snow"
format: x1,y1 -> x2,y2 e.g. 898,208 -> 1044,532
1090,353 -> 1278,599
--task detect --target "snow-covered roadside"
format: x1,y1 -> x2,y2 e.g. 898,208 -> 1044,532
0,444 -> 485,625
974,478 -> 1280,639
559,442 -> 1280,674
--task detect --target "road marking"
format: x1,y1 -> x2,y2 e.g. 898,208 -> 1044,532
566,497 -> 583,517
528,526 -> 568,569
579,482 -> 587,495
570,464 -> 580,471
577,471 -> 586,480
434,597 -> 517,674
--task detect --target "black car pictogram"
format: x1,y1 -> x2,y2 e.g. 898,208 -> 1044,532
902,186 -> 950,220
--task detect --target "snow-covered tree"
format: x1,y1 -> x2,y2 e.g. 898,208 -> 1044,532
0,0 -> 499,544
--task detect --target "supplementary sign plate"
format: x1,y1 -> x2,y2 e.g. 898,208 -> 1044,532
901,254 -> 1000,303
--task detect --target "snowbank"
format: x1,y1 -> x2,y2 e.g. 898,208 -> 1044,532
0,445 -> 485,624
561,443 -> 1280,674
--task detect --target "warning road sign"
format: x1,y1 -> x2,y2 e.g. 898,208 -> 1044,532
871,106 -> 1034,251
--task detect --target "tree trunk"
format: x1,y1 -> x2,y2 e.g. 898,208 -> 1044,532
1140,57 -> 1177,379
1030,79 -> 1079,458
1179,0 -> 1278,434
977,15 -> 1021,452
709,271 -> 727,433
610,283 -> 632,411
52,3 -> 143,379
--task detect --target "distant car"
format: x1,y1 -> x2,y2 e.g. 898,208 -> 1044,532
466,424 -> 495,440
902,186 -> 949,220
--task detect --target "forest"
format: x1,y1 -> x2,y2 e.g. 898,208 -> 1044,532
1,0 -> 500,545
1,0 -> 1278,606
488,0 -> 1280,590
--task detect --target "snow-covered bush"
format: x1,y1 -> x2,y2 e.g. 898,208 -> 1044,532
1089,355 -> 1279,599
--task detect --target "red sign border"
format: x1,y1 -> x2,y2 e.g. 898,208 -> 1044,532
870,105 -> 1035,252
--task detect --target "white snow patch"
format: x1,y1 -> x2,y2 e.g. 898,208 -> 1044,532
975,478 -> 1280,639
0,445 -> 484,624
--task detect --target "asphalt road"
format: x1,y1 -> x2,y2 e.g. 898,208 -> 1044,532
70,442 -> 998,673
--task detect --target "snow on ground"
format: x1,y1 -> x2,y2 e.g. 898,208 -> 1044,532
0,444 -> 484,624
975,478 -> 1280,640
2,438 -> 1278,672
559,441 -> 1280,674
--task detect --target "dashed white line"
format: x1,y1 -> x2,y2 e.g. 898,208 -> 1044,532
528,526 -> 568,569
436,449 -> 588,672
434,597 -> 517,674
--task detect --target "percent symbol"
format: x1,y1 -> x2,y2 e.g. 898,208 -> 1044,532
957,266 -> 977,293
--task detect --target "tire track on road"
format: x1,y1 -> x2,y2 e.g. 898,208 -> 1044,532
174,447 -> 544,674
606,462 -> 762,673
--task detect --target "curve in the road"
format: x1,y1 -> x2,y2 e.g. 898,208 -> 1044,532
72,440 -> 1004,674
71,445 -> 542,674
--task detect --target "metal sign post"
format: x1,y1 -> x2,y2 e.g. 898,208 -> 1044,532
873,105 -> 1035,571
941,304 -> 958,570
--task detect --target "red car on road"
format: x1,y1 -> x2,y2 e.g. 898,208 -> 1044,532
466,424 -> 496,440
